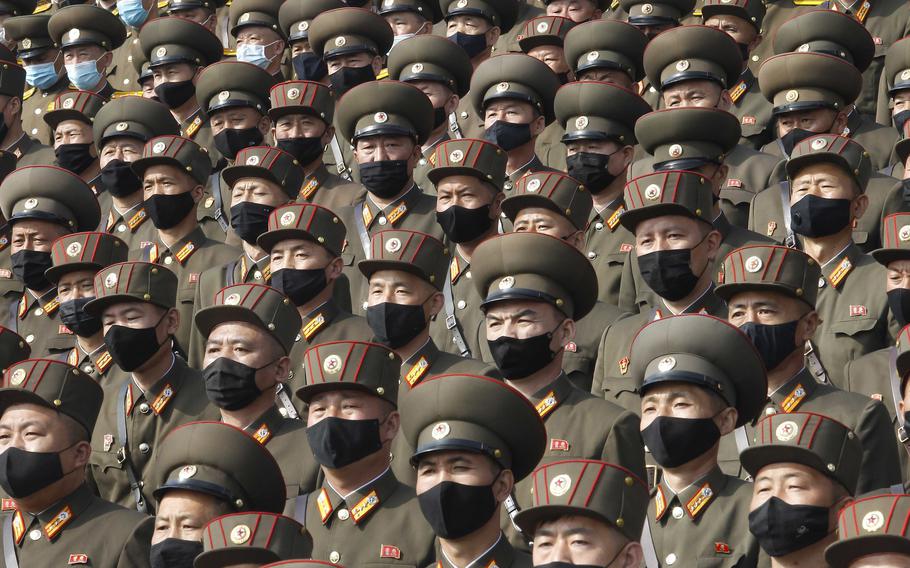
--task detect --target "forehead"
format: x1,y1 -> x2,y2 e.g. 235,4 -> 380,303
11,218 -> 66,236
484,298 -> 558,318
272,237 -> 323,254
103,137 -> 145,151
369,269 -> 425,288
535,513 -> 613,536
309,387 -> 376,404
485,99 -> 534,113
641,380 -> 713,401
527,44 -> 564,59
888,259 -> 910,272
144,163 -> 184,179
0,403 -> 59,426
663,79 -> 722,96
58,269 -> 97,284
792,162 -> 850,184
755,461 -> 828,483
514,206 -> 569,224
436,174 -> 489,192
417,448 -> 491,466
703,13 -> 753,29
634,214 -> 702,235
101,300 -> 160,319
209,321 -> 268,342
212,106 -> 262,121
56,119 -> 91,132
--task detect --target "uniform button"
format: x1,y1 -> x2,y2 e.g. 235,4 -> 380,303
465,271 -> 471,279
378,216 -> 387,226
751,54 -> 759,62
765,407 -> 776,416
253,271 -> 262,280
595,222 -> 604,231
29,529 -> 41,541
25,334 -> 34,344
459,111 -> 468,119
587,251 -> 597,260
456,300 -> 466,310
34,308 -> 43,316
504,181 -> 513,190
337,509 -> 350,520
671,506 -> 684,519
278,407 -> 288,417
817,277 -> 826,289
164,256 -> 174,265
649,86 -> 657,93
362,301 -> 369,311
123,78 -> 130,85
418,158 -> 426,166
139,402 -> 150,414
666,553 -> 677,565
117,224 -> 127,233
138,442 -> 150,454
329,551 -> 341,563
33,108 -> 41,115
30,128 -> 38,135
82,365 -> 93,374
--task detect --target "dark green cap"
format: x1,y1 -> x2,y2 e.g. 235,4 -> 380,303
873,213 -> 910,266
166,0 -> 226,15
825,494 -> 910,568
222,146 -> 304,198
43,89 -> 105,130
885,36 -> 910,93
195,283 -> 302,354
85,261 -> 178,314
773,9 -> 874,73
139,17 -> 223,69
378,0 -> 442,23
643,24 -> 742,90
0,358 -> 102,435
620,170 -> 716,231
0,0 -> 36,18
517,16 -> 575,52
785,134 -> 871,192
4,15 -> 54,59
758,51 -> 862,115
472,231 -> 598,319
92,96 -> 180,151
555,80 -> 650,144
620,0 -> 695,26
635,107 -> 740,170
387,34 -> 472,97
564,19 -> 647,81
297,341 -> 401,406
230,0 -> 284,38
700,0 -> 764,32
0,165 -> 101,233
439,0 -> 519,33
502,170 -> 592,230
132,135 -> 213,185
0,327 -> 29,372
469,53 -> 561,123
427,138 -> 507,189
269,80 -> 334,124
196,513 -> 311,568
630,313 -> 767,427
308,7 -> 393,59
400,374 -> 547,480
278,0 -> 344,42
46,231 -> 129,284
715,245 -> 820,307
336,80 -> 434,145
48,5 -> 126,51
358,229 -> 450,290
195,60 -> 277,116
741,411 -> 862,494
257,203 -> 347,257
0,59 -> 25,99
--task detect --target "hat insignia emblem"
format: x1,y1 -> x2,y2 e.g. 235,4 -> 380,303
323,354 -> 343,374
335,36 -> 346,47
861,511 -> 885,532
23,198 -> 38,210
797,43 -> 810,52
641,3 -> 653,13
239,12 -> 250,22
68,29 -> 80,41
668,144 -> 683,158
456,0 -> 468,7
9,368 -> 25,386
526,178 -> 541,192
411,63 -> 424,73
536,21 -> 549,33
156,47 -> 167,58
385,237 -> 402,253
178,465 -> 197,480
675,60 -> 689,72
498,275 -> 515,290
116,122 -> 129,132
575,116 -> 588,129
246,154 -> 260,166
644,183 -> 661,200
810,137 -> 828,150
280,211 -> 296,226
104,272 -> 118,288
496,82 -> 509,92
775,420 -> 798,442
62,98 -> 74,109
229,524 -> 251,544
152,141 -> 166,154
431,422 -> 450,439
657,356 -> 676,372
224,293 -> 241,305
549,474 -> 572,497
785,90 -> 799,102
20,38 -> 31,49
744,255 -> 762,273
449,149 -> 464,163
287,88 -> 300,99
218,90 -> 231,102
899,225 -> 910,242
902,69 -> 910,81
586,50 -> 599,61
298,21 -> 309,32
66,242 -> 82,257
374,112 -> 388,124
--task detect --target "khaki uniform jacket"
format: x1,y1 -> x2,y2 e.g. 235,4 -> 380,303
104,201 -> 158,254
0,484 -> 150,568
7,133 -> 56,167
198,167 -> 235,244
0,282 -> 74,359
300,467 -> 437,567
431,534 -> 531,568
88,355 -> 220,510
535,121 -> 567,172
110,31 -> 141,93
455,96 -> 485,141
296,163 -> 366,212
21,75 -> 70,143
56,343 -> 124,383
414,133 -> 451,194
430,248 -> 488,361
731,69 -> 775,151
586,196 -> 636,307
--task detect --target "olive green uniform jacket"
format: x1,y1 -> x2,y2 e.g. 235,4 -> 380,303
429,247 -> 490,362
7,133 -> 56,167
21,75 -> 70,143
104,201 -> 158,254
431,534 -> 530,568
586,196 -> 636,307
296,163 -> 366,212
0,281 -> 74,359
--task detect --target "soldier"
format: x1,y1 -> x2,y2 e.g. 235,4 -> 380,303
426,138 -> 505,360
501,170 -> 625,391
717,243 -> 902,493
632,314 -> 764,567
45,232 -> 128,381
268,80 -> 364,211
277,0 -> 343,82
470,54 -> 560,188
84,260 -> 218,511
401,374 -> 547,567
92,95 -> 180,252
825,493 -> 910,567
514,460 -> 649,566
195,282 -> 320,502
563,19 -> 647,88
292,340 -> 436,567
130,134 -> 239,350
195,512 -> 312,566
0,54 -> 55,166
164,0 -> 223,33
619,0 -> 693,42
544,0 -> 604,22
47,5 -> 126,97
0,326 -> 29,368
554,80 -> 649,305
130,39 -> 155,100
257,203 -> 373,412
377,0 -> 441,48
387,34 -> 473,191
591,171 -> 727,413
881,36 -> 910,142
0,166 -> 100,358
5,14 -> 69,141
741,412 -> 860,566
148,421 -> 287,565
229,0 -> 286,79
0,358 -> 150,565
44,90 -> 104,187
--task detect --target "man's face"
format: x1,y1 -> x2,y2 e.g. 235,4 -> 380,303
62,44 -> 105,66
545,0 -> 600,22
789,162 -> 858,205
483,99 -> 537,129
367,269 -> 434,307
533,515 -> 631,566
639,381 -> 727,429
273,113 -> 328,141
576,68 -> 633,89
703,14 -> 758,48
22,48 -> 63,73
57,269 -> 96,303
10,219 -> 69,254
513,207 -> 579,243
484,298 -> 565,342
728,289 -> 807,329
235,25 -> 284,62
229,177 -> 288,209
751,462 -> 842,522
143,164 -> 197,199
269,238 -> 334,272
633,215 -> 712,263
326,51 -> 376,75
436,175 -> 497,212
151,62 -> 196,89
893,91 -> 910,120
306,389 -> 389,426
384,11 -> 428,36
53,119 -> 93,149
637,22 -> 675,41
849,553 -> 910,567
354,134 -> 417,164
776,108 -> 838,138
446,14 -> 493,37
203,321 -> 284,391
99,137 -> 144,168
100,301 -> 168,335
289,38 -> 313,58
415,450 -> 500,495
169,7 -> 214,29
527,44 -> 571,75
152,490 -> 225,544
887,260 -> 910,292
662,79 -> 723,109
209,107 -> 265,136
408,80 -> 456,112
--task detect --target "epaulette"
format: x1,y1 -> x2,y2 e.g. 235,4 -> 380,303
33,1 -> 51,12
22,87 -> 34,101
692,8 -> 701,15
223,48 -> 236,57
792,0 -> 825,4
112,91 -> 143,98
157,0 -> 169,8
376,68 -> 389,80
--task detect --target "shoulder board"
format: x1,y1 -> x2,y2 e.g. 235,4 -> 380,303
33,1 -> 51,12
610,0 -> 619,9
22,87 -> 35,101
792,0 -> 825,4
112,91 -> 143,98
223,48 -> 236,57
692,8 -> 701,15
157,0 -> 169,8
376,68 -> 390,80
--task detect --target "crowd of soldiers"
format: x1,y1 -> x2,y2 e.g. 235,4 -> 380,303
0,0 -> 910,565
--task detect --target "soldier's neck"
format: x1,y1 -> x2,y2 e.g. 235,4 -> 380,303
80,160 -> 101,184
396,331 -> 430,363
767,351 -> 805,393
2,118 -> 23,148
661,447 -> 719,494
241,241 -> 267,263
771,531 -> 836,568
132,348 -> 175,392
505,143 -> 536,176
662,274 -> 713,315
15,476 -> 85,515
369,182 -> 414,209
171,99 -> 200,125
297,286 -> 335,318
505,359 -> 563,400
221,388 -> 276,430
591,175 -> 625,210
112,191 -> 144,212
456,227 -> 498,263
438,521 -> 503,568
470,50 -> 492,71
322,449 -> 391,497
76,333 -> 105,355
801,230 -> 853,267
302,157 -> 323,177
157,213 -> 200,248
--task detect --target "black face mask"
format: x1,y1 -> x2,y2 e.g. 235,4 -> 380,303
329,65 -> 376,98
536,564 -> 606,568
367,302 -> 427,348
214,127 -> 264,161
271,267 -> 328,306
640,415 -> 721,468
435,204 -> 493,243
448,32 -> 488,58
433,106 -> 448,129
101,159 -> 142,198
901,179 -> 910,204
483,120 -> 532,151
203,357 -> 274,411
0,444 -> 73,498
144,191 -> 196,230
306,416 -> 383,468
637,247 -> 703,302
277,136 -> 325,166
417,480 -> 499,539
736,42 -> 750,61
11,250 -> 53,291
154,79 -> 196,109
749,496 -> 831,557
740,320 -> 799,371
149,538 -> 204,568
566,151 -> 619,194
59,297 -> 103,337
292,52 -> 328,81
104,313 -> 169,372
55,143 -> 95,174
230,202 -> 275,245
895,110 -> 910,135
790,195 -> 853,238
780,128 -> 817,156
359,160 -> 410,199
488,330 -> 559,380
889,288 -> 910,328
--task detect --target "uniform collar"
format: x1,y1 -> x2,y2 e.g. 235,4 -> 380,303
23,484 -> 95,542
243,405 -> 285,445
317,467 -> 399,526
238,253 -> 271,282
362,184 -> 420,229
159,225 -> 207,253
529,373 -> 574,420
819,241 -> 862,289
767,367 -> 817,413
508,155 -> 543,182
68,344 -> 114,376
5,133 -> 33,159
656,284 -> 725,318
449,247 -> 471,284
401,338 -> 441,388
127,354 -> 184,415
655,465 -> 727,523
436,532 -> 515,568
422,132 -> 450,159
181,108 -> 206,138
299,300 -> 343,343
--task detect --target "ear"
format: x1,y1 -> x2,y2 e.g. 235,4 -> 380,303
274,355 -> 291,382
592,8 -> 603,18
833,111 -> 849,135
705,229 -> 723,261
164,307 -> 181,335
749,33 -> 763,52
797,310 -> 820,343
426,290 -> 444,318
326,256 -> 344,282
272,40 -> 287,60
492,468 -> 514,502
190,183 -> 205,203
72,440 -> 92,469
617,145 -> 635,171
5,96 -> 20,118
486,26 -> 501,47
97,51 -> 113,72
445,93 -> 460,115
717,90 -> 733,112
530,113 -> 546,137
381,410 -> 401,443
321,124 -> 335,146
852,193 -> 869,220
619,542 -> 644,568
489,191 -> 506,217
557,318 -> 576,346
191,65 -> 204,85
714,164 -> 729,188
258,114 -> 272,135
568,229 -> 585,251
371,56 -> 383,77
716,406 -> 738,436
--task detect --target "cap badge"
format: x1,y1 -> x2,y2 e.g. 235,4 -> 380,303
286,87 -> 300,99
573,116 -> 589,130
218,90 -> 231,102
245,154 -> 261,166
239,12 -> 250,22
374,112 -> 388,124
9,368 -> 25,386
902,69 -> 910,81
720,0 -> 732,3
586,50 -> 599,61
66,242 -> 82,257
657,356 -> 676,372
668,144 -> 683,158
156,47 -> 167,58
298,21 -> 309,32
279,211 -> 296,226
21,39 -> 30,49
496,82 -> 509,92
644,184 -> 661,200
334,36 -> 346,47
536,21 -> 549,33
385,237 -> 402,253
785,90 -> 799,102
224,293 -> 241,305
448,149 -> 464,163
526,178 -> 541,193
899,225 -> 910,242
498,275 -> 515,290
775,420 -> 798,442
745,255 -> 762,273
323,354 -> 343,374
810,137 -> 828,150
641,3 -> 653,13
861,511 -> 885,532
152,141 -> 166,154
675,60 -> 689,71
23,198 -> 38,210
549,474 -> 572,497
68,29 -> 80,41
456,0 -> 468,7
178,465 -> 196,480
116,122 -> 129,132
797,43 -> 810,52
411,63 -> 424,73
431,422 -> 450,439
62,97 -> 74,109
229,524 -> 251,545
104,271 -> 118,288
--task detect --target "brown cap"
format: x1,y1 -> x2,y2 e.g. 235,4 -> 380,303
297,341 -> 401,406
195,60 -> 278,116
0,59 -> 24,99
555,80 -> 650,144
85,261 -> 178,315
439,0 -> 519,33
563,19 -> 647,81
635,107 -> 740,170
785,134 -> 871,192
772,9 -> 874,73
222,146 -> 304,198
139,17 -> 223,69
469,53 -> 560,123
335,80 -> 434,145
517,16 -> 575,52
257,203 -> 347,257
4,15 -> 55,59
46,231 -> 129,284
0,166 -> 101,233
758,51 -> 862,115
825,493 -> 910,567
701,0 -> 764,32
643,24 -> 743,90
0,327 -> 29,371
502,170 -> 592,230
92,96 -> 180,151
278,0 -> 344,42
378,0 -> 443,22
308,7 -> 393,59
132,135 -> 213,186
715,245 -> 820,307
43,90 -> 105,131
268,80 -> 334,124
48,5 -> 126,51
885,36 -> 910,94
619,170 -> 715,232
196,513 -> 311,568
620,0 -> 695,26
387,34 -> 472,97
873,213 -> 910,266
195,283 -> 302,354
229,0 -> 284,38
427,138 -> 507,189
358,229 -> 450,290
